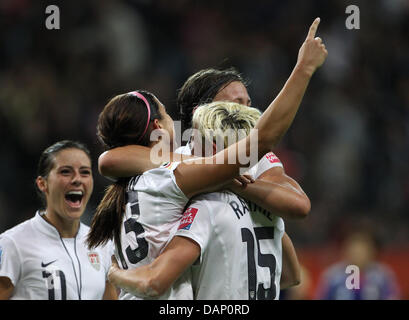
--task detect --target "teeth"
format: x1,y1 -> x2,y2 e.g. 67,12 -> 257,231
66,191 -> 83,196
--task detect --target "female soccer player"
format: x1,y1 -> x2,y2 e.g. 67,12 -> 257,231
108,101 -> 302,299
88,17 -> 326,299
0,140 -> 117,300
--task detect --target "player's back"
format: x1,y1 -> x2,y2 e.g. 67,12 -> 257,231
176,191 -> 283,300
115,162 -> 193,300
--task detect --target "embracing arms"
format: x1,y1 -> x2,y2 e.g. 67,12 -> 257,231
100,18 -> 327,199
108,236 -> 200,298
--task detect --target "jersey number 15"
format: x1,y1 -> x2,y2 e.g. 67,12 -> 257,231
241,226 -> 277,300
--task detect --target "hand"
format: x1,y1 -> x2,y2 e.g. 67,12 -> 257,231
296,18 -> 328,76
226,173 -> 254,192
108,255 -> 120,284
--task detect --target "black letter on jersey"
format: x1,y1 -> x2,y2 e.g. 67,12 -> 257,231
230,200 -> 243,219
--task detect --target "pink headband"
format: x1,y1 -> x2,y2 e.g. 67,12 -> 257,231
130,91 -> 151,142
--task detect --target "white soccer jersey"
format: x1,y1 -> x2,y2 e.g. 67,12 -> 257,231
176,191 -> 284,300
0,211 -> 113,300
173,149 -> 285,300
115,162 -> 193,300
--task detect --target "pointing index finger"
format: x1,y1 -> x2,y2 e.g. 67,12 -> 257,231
307,17 -> 320,40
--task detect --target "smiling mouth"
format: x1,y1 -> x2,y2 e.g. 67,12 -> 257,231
65,191 -> 84,208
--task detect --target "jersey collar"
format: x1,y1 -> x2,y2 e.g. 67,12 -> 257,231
32,210 -> 84,239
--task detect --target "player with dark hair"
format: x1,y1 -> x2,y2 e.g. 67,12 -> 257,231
177,67 -> 250,133
91,18 -> 327,299
0,140 -> 117,300
108,101 -> 302,299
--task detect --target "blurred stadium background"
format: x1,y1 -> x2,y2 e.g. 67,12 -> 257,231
1,0 -> 408,299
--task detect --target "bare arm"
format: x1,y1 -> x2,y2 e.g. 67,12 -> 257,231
280,232 -> 301,289
253,18 -> 326,152
230,166 -> 311,220
0,277 -> 14,300
99,19 -> 326,199
102,280 -> 118,300
108,236 -> 200,298
176,18 -> 327,198
98,145 -> 196,178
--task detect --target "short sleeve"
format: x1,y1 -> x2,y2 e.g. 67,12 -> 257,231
247,152 -> 284,179
175,200 -> 212,263
0,235 -> 22,286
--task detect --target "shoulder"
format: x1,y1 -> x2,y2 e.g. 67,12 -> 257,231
187,192 -> 237,215
128,162 -> 180,189
132,162 -> 181,184
0,221 -> 33,259
191,191 -> 233,204
0,218 -> 34,242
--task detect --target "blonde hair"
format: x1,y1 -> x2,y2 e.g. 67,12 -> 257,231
192,101 -> 261,149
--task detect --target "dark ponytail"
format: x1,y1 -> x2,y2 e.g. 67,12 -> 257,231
87,180 -> 128,248
87,90 -> 161,249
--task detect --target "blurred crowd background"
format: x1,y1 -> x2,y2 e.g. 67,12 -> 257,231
1,0 -> 408,298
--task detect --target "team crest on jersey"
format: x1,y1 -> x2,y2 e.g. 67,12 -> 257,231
178,207 -> 198,230
87,252 -> 100,271
265,152 -> 281,164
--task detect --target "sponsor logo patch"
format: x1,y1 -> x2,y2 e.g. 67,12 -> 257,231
178,207 -> 198,231
88,252 -> 100,271
265,152 -> 281,164
160,162 -> 172,169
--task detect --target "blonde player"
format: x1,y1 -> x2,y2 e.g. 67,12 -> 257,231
107,102 -> 300,299
88,18 -> 327,299
0,140 -> 117,300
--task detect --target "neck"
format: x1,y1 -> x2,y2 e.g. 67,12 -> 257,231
43,210 -> 80,238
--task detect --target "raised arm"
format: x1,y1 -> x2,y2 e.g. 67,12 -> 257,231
99,19 -> 327,200
175,18 -> 327,198
251,17 -> 326,151
108,236 -> 200,298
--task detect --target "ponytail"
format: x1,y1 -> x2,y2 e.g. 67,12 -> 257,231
87,179 -> 128,249
89,89 -> 161,250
